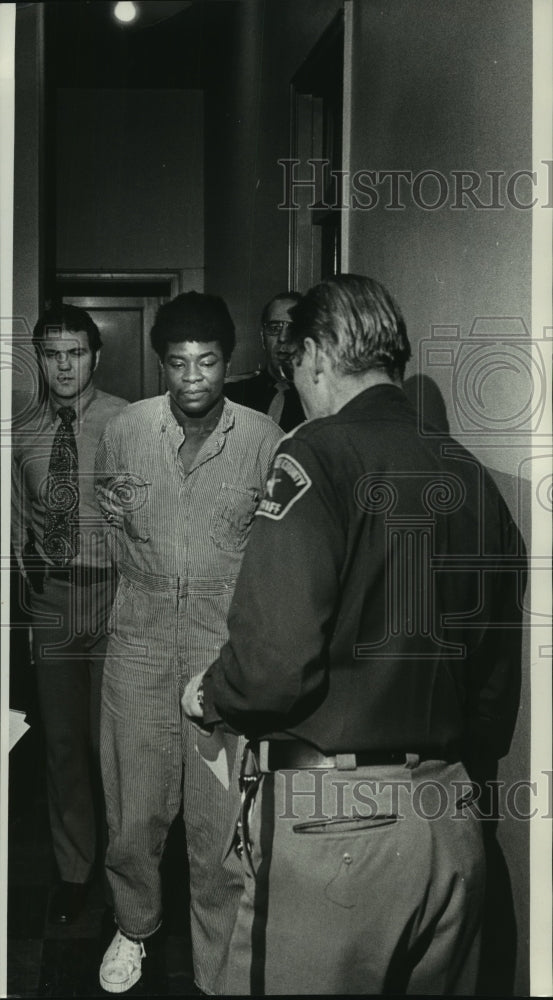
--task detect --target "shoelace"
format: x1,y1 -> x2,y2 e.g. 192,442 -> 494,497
112,935 -> 145,961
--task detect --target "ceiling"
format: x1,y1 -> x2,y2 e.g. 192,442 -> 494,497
40,0 -> 238,89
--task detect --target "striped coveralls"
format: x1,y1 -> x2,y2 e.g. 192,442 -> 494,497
95,394 -> 282,994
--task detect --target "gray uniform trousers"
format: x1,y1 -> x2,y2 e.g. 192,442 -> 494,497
225,756 -> 485,995
100,565 -> 244,996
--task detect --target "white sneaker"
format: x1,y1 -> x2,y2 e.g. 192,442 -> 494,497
99,929 -> 146,994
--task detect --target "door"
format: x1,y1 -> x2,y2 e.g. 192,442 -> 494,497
63,295 -> 161,402
57,273 -> 183,402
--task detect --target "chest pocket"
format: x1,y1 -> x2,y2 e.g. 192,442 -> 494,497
210,483 -> 259,553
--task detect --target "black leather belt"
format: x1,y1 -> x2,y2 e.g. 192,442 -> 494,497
251,740 -> 461,772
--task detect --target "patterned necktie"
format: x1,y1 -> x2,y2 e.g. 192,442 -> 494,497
43,406 -> 80,565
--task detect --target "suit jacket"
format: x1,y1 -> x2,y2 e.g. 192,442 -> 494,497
225,369 -> 305,433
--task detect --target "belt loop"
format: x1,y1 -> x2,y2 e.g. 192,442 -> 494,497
336,753 -> 357,771
258,740 -> 269,772
405,753 -> 420,769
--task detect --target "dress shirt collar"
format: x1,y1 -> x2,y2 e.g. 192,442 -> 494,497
160,392 -> 236,437
47,380 -> 97,427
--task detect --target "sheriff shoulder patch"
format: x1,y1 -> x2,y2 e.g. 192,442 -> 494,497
256,452 -> 312,520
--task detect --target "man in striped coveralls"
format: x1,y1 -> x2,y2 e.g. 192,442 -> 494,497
95,292 -> 282,994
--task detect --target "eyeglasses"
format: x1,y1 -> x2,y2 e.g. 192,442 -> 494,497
262,320 -> 294,338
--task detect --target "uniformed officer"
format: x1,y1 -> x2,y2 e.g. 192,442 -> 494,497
182,275 -> 526,995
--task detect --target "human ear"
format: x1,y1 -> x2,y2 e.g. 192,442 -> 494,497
304,338 -> 324,382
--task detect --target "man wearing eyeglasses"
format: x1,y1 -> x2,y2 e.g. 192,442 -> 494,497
225,293 -> 305,432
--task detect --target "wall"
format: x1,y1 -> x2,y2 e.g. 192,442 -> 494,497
11,5 -> 45,424
12,84 -> 204,416
346,0 -> 533,480
13,4 -> 43,336
346,1 -> 533,992
56,88 -> 204,286
204,0 -> 341,373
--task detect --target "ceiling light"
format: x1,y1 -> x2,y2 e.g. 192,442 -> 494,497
114,2 -> 138,24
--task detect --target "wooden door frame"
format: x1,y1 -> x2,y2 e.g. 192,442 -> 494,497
288,11 -> 346,291
56,269 -> 183,298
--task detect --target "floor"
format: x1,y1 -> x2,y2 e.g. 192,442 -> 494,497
7,716 -> 200,998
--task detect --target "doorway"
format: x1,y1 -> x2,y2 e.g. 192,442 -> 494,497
57,272 -> 182,402
289,12 -> 345,291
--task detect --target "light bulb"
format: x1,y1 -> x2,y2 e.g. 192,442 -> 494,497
114,2 -> 138,24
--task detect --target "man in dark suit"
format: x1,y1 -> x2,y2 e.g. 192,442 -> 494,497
225,292 -> 305,432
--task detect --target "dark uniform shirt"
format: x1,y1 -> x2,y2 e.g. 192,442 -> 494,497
203,384 -> 526,764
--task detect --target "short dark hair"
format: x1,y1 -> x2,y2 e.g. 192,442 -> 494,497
150,292 -> 236,362
289,275 -> 411,379
32,303 -> 102,360
261,291 -> 303,327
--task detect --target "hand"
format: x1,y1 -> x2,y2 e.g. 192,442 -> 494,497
96,485 -> 125,528
182,673 -> 206,719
